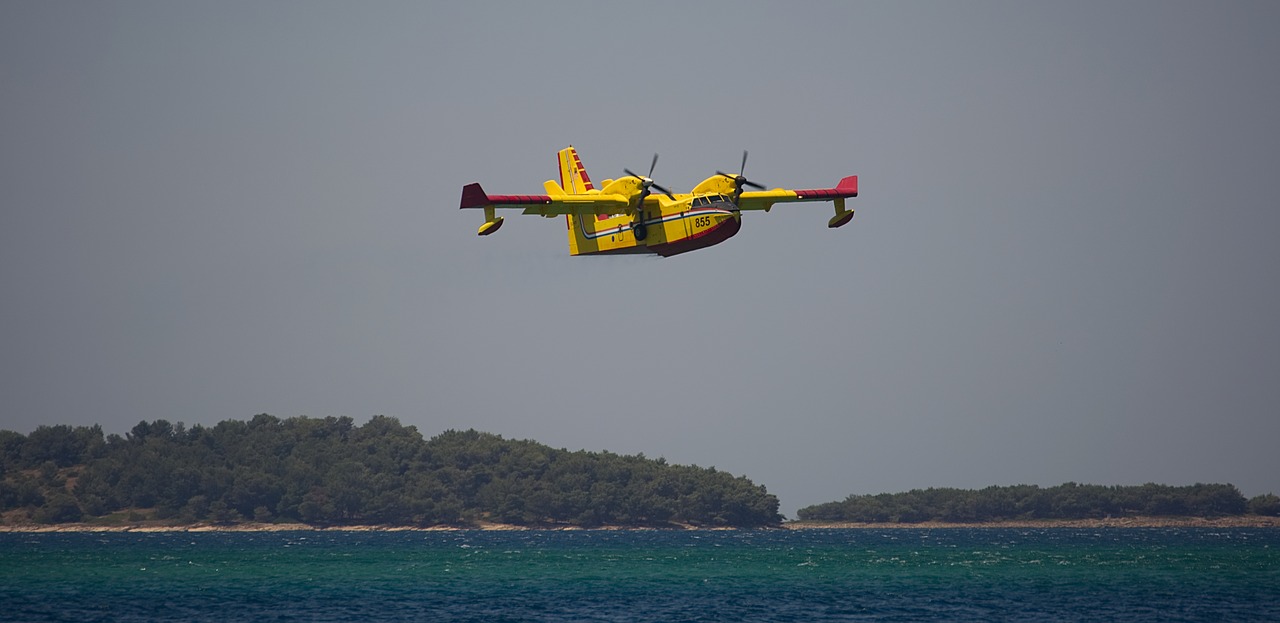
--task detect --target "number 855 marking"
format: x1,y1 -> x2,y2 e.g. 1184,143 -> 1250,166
693,215 -> 712,228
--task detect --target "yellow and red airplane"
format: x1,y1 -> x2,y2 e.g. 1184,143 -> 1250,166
460,146 -> 858,257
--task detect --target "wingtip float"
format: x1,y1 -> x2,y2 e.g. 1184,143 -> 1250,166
460,147 -> 858,256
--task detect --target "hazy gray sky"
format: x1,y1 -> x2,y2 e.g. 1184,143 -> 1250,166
3,1 -> 1278,516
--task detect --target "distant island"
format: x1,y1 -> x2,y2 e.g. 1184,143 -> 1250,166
796,483 -> 1280,525
0,416 -> 782,530
4,416 -> 1277,532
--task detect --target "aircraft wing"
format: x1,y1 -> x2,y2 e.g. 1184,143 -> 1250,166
460,183 -> 630,216
736,176 -> 858,212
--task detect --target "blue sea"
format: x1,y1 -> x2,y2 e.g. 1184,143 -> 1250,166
2,528 -> 1277,622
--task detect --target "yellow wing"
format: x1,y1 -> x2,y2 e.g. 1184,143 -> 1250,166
736,176 -> 859,212
735,175 -> 859,229
460,183 -> 630,217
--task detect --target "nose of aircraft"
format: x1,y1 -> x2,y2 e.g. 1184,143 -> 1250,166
717,201 -> 741,223
714,208 -> 742,235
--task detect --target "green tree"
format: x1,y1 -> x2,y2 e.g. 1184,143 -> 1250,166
1248,493 -> 1280,516
35,493 -> 82,523
1,415 -> 783,528
22,425 -> 102,468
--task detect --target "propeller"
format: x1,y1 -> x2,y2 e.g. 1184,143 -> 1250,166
624,153 -> 676,202
716,150 -> 765,207
624,153 -> 674,241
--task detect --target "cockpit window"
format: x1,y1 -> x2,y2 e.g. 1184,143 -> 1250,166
693,195 -> 733,207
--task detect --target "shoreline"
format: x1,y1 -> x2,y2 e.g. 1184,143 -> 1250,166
1,515 -> 1277,533
0,520 -> 738,533
784,515 -> 1280,529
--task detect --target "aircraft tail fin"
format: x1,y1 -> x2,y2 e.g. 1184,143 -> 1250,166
557,146 -> 595,195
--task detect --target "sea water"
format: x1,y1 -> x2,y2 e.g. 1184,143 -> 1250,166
2,528 -> 1277,622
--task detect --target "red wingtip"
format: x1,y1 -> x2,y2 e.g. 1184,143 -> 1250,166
836,175 -> 858,196
460,183 -> 491,209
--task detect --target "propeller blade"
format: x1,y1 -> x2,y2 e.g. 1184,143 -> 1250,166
742,179 -> 765,190
627,154 -> 671,200
739,150 -> 749,176
716,170 -> 734,179
651,182 -> 676,200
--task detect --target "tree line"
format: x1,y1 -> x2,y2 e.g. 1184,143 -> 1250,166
797,482 -> 1280,523
0,416 -> 782,528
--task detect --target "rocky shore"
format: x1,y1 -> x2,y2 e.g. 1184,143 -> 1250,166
0,520 -> 731,533
2,516 -> 1278,532
784,515 -> 1280,529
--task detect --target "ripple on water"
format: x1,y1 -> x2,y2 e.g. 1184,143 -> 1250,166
0,528 -> 1276,622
